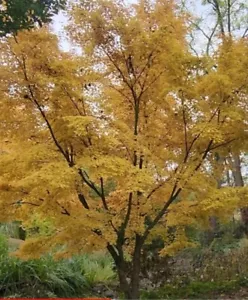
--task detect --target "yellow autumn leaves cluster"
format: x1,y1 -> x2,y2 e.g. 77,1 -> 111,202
0,0 -> 247,261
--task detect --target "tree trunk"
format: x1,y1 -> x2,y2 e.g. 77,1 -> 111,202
232,154 -> 244,187
206,152 -> 223,244
117,267 -> 133,299
117,257 -> 142,299
111,235 -> 143,299
130,234 -> 142,299
230,154 -> 247,230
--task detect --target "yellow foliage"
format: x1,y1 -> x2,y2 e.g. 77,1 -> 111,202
0,0 -> 247,266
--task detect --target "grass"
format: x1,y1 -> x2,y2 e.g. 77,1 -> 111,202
141,277 -> 248,299
0,222 -> 20,239
0,234 -> 116,298
72,253 -> 116,286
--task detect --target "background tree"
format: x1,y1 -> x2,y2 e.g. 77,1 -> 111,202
0,0 -> 66,36
182,0 -> 248,55
181,0 -> 248,231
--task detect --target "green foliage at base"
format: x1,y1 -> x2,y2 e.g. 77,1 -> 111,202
71,253 -> 116,286
141,278 -> 248,299
0,234 -> 116,298
0,222 -> 21,239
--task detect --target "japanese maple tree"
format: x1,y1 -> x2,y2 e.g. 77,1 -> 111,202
0,0 -> 247,298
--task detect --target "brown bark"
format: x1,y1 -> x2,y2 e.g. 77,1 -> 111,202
130,234 -> 143,299
231,154 -> 244,187
108,235 -> 143,299
206,152 -> 223,244
117,266 -> 133,299
229,154 -> 247,229
116,255 -> 142,299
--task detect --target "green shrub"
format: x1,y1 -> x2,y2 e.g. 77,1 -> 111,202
0,235 -> 116,298
0,223 -> 20,239
141,279 -> 244,299
0,254 -> 90,297
0,234 -> 8,257
71,252 -> 116,286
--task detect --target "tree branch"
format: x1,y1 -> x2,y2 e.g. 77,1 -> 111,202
17,53 -> 72,166
195,139 -> 214,171
143,184 -> 182,241
27,85 -> 73,166
181,93 -> 188,158
77,193 -> 90,209
56,200 -> 71,216
242,26 -> 248,38
227,0 -> 231,34
203,138 -> 236,153
100,177 -> 108,210
78,169 -> 100,195
11,200 -> 40,207
211,0 -> 225,35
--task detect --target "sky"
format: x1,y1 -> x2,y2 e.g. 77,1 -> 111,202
51,0 -> 139,52
51,0 -> 214,54
52,11 -> 71,52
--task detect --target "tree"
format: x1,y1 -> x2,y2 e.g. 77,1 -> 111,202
0,0 -> 247,298
0,0 -> 66,36
182,0 -> 248,55
181,0 -> 248,230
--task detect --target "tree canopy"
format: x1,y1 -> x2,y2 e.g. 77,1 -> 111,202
0,0 -> 247,298
0,0 -> 66,36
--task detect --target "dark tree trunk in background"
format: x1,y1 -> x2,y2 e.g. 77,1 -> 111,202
206,152 -> 223,244
18,226 -> 26,240
232,154 -> 244,187
230,154 -> 248,232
